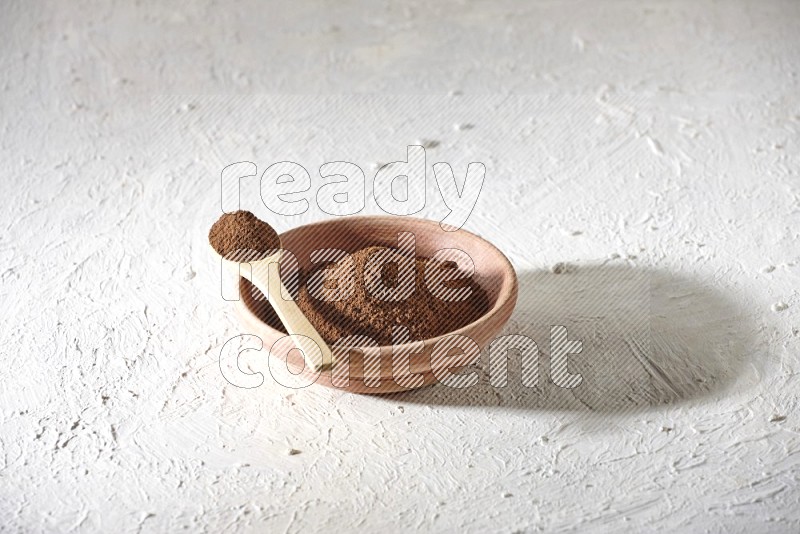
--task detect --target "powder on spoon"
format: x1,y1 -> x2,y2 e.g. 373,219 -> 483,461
208,210 -> 280,260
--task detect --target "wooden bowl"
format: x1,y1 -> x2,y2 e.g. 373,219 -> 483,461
235,216 -> 518,394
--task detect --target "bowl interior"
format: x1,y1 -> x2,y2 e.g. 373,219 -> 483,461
239,216 -> 516,343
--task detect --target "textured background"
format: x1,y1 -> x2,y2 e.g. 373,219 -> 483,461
1,1 -> 799,532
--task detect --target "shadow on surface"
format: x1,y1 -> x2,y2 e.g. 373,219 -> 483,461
387,263 -> 758,413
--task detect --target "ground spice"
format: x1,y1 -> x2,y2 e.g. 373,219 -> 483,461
294,246 -> 490,345
208,210 -> 280,260
212,212 -> 491,343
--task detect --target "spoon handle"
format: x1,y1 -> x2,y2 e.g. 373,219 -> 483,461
251,260 -> 334,372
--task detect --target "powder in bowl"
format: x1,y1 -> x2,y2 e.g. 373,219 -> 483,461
295,246 -> 490,345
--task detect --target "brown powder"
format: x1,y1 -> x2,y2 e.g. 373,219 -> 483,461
208,210 -> 280,260
294,246 -> 490,345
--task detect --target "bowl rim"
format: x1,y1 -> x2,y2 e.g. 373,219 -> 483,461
238,214 -> 519,352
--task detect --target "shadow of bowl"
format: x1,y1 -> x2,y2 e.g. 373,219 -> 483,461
386,263 -> 759,413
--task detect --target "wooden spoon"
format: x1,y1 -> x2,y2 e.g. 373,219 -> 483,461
208,211 -> 334,372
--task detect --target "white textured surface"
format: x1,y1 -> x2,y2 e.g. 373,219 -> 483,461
2,1 -> 800,532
